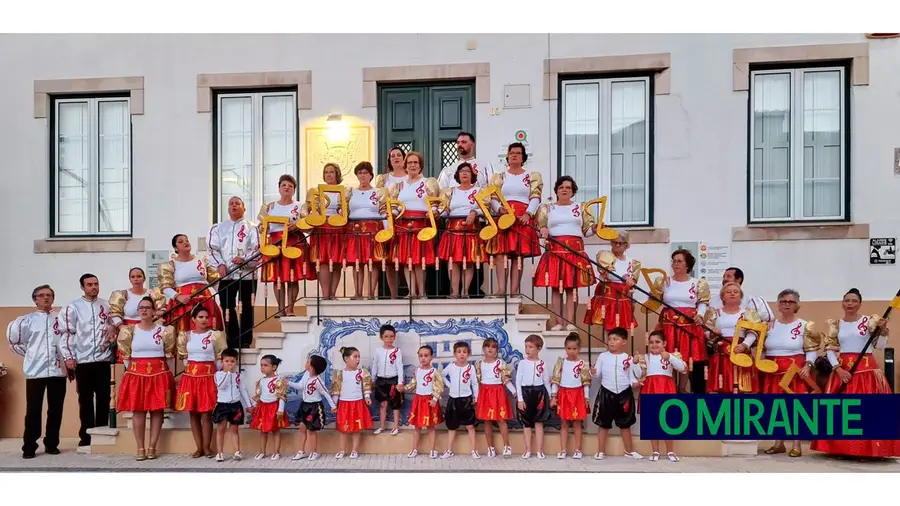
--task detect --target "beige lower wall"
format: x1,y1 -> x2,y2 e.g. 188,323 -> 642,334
2,301 -> 897,439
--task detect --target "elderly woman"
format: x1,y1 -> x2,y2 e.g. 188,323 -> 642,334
389,152 -> 440,298
159,235 -> 223,334
706,282 -> 762,393
437,162 -> 486,297
308,163 -> 348,299
757,288 -> 820,458
585,232 -> 640,331
533,176 -> 598,330
811,288 -> 900,458
346,161 -> 387,298
650,248 -> 710,393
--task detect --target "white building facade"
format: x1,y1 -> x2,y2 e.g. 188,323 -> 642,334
2,33 -> 899,308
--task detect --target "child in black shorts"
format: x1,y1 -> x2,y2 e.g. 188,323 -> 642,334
590,327 -> 643,460
288,355 -> 336,461
440,342 -> 480,459
371,324 -> 404,435
212,348 -> 253,462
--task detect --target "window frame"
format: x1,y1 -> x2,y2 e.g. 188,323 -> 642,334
746,61 -> 852,224
211,87 -> 300,223
557,72 -> 655,228
49,92 -> 133,238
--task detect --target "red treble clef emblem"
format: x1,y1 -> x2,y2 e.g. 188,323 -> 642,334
858,317 -> 869,336
152,327 -> 163,345
98,306 -> 108,323
290,205 -> 299,218
389,348 -> 398,365
689,283 -> 696,301
536,360 -> 544,377
235,373 -> 241,386
467,190 -> 476,205
523,174 -> 531,187
415,182 -> 425,199
369,192 -> 378,205
423,369 -> 434,386
462,366 -> 471,384
196,260 -> 204,275
790,322 -> 802,340
661,358 -> 670,370
52,320 -> 61,336
267,378 -> 277,393
471,163 -> 479,175
201,332 -> 211,350
355,370 -> 362,384
492,361 -> 501,379
573,360 -> 584,379
306,378 -> 317,395
572,205 -> 580,218
237,225 -> 246,243
623,357 -> 632,371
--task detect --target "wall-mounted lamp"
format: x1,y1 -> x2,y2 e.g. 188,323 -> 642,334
325,113 -> 350,143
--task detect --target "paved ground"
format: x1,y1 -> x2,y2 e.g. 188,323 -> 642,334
0,450 -> 897,472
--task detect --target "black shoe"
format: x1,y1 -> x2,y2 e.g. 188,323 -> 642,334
79,439 -> 90,447
22,452 -> 36,459
45,447 -> 60,455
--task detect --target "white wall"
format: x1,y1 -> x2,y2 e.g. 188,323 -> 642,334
1,33 -> 898,306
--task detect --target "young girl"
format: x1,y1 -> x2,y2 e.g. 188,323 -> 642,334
441,342 -> 480,459
550,332 -> 591,459
591,327 -> 643,460
371,324 -> 404,435
332,346 -> 373,459
250,354 -> 288,460
475,337 -> 516,458
400,345 -> 444,458
175,306 -> 227,458
288,355 -> 336,461
635,331 -> 684,462
516,334 -> 551,459
213,348 -> 253,462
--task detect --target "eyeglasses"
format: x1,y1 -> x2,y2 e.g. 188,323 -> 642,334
611,241 -> 628,246
671,259 -> 686,264
778,300 -> 798,305
138,306 -> 154,311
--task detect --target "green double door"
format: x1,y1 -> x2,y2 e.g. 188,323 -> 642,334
377,82 -> 476,177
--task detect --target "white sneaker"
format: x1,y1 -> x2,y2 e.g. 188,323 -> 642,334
215,453 -> 224,462
471,450 -> 481,459
334,451 -> 345,459
667,452 -> 680,462
373,428 -> 384,435
550,324 -> 564,331
594,452 -> 606,460
625,451 -> 644,460
308,452 -> 320,461
233,451 -> 244,461
76,446 -> 91,455
565,324 -> 577,331
349,451 -> 359,459
390,427 -> 400,436
254,453 -> 266,460
440,450 -> 454,459
429,450 -> 439,459
521,452 -> 532,459
573,450 -> 583,459
407,449 -> 418,458
502,445 -> 512,457
536,452 -> 546,459
487,446 -> 497,458
271,453 -> 281,460
557,451 -> 567,459
292,451 -> 307,461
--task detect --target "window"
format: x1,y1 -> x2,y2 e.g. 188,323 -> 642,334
749,64 -> 849,222
560,75 -> 652,226
52,95 -> 132,236
215,90 -> 298,220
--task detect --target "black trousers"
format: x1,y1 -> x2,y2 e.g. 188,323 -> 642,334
74,361 -> 111,446
23,377 -> 67,455
219,278 -> 256,348
690,362 -> 707,394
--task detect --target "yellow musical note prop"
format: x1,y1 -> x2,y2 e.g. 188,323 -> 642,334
322,185 -> 349,227
301,188 -> 333,228
749,324 -> 778,375
417,197 -> 444,242
730,319 -> 768,369
259,216 -> 303,259
485,185 -> 516,231
376,199 -> 407,243
475,187 -> 502,241
779,363 -> 822,394
584,197 -> 620,241
639,268 -> 668,315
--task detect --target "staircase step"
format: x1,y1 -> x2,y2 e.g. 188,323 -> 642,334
280,315 -> 311,333
516,313 -> 550,332
239,348 -> 261,366
254,332 -> 285,349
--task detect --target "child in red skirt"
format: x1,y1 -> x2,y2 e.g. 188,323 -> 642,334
635,331 -> 685,462
550,332 -> 591,459
399,345 -> 444,459
332,346 -> 373,459
476,337 -> 516,457
250,354 -> 288,460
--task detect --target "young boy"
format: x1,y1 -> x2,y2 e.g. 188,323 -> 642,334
371,324 -> 404,435
289,355 -> 336,461
212,348 -> 253,462
590,327 -> 643,460
441,342 -> 480,459
515,334 -> 551,459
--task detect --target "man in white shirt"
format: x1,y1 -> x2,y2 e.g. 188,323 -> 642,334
208,196 -> 260,349
709,267 -> 772,323
437,132 -> 496,190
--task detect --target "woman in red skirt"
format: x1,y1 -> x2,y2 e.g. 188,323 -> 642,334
706,282 -> 762,393
346,162 -> 388,298
107,267 -> 165,364
650,248 -> 710,393
487,142 -> 542,296
175,306 -> 226,458
399,345 -> 444,459
534,176 -> 598,330
159,234 -> 224,334
374,147 -> 408,299
308,163 -> 348,299
332,346 -> 373,459
250,354 -> 289,460
811,288 -> 900,458
585,236 -> 641,331
550,333 -> 592,459
476,338 -> 516,457
117,297 -> 176,461
759,288 -> 821,458
635,331 -> 686,461
389,152 -> 440,298
437,162 -> 487,297
257,174 -> 316,317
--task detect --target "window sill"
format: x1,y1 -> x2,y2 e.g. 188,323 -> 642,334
584,227 -> 669,245
732,223 -> 868,242
34,238 -> 145,254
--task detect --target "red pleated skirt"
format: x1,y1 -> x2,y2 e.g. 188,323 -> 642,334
488,201 -> 540,258
164,283 -> 224,334
584,281 -> 636,330
175,361 -> 217,413
408,394 -> 443,428
345,220 -> 387,266
555,386 -> 588,421
707,342 -> 758,393
118,357 -> 174,412
336,399 -> 373,433
475,384 -> 513,421
658,307 -> 706,364
260,231 -> 317,282
250,400 -> 290,433
638,374 -> 676,414
811,354 -> 900,457
392,211 -> 437,267
309,223 -> 346,266
760,355 -> 808,394
534,236 -> 595,289
438,218 -> 486,264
